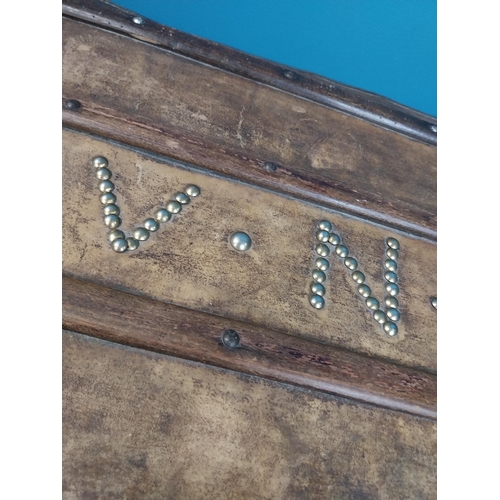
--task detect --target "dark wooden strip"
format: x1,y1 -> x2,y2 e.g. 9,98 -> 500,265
62,275 -> 437,419
62,0 -> 437,146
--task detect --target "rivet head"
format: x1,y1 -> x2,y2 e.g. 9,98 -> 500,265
386,237 -> 400,250
175,192 -> 190,205
132,16 -> 144,25
315,258 -> 330,271
92,156 -> 108,169
103,204 -> 120,216
430,297 -> 437,309
358,284 -> 371,298
166,200 -> 182,214
96,167 -> 111,180
98,180 -> 114,193
385,283 -> 400,296
185,185 -> 200,197
312,270 -> 326,283
366,297 -> 380,310
315,243 -> 330,257
385,296 -> 399,309
430,125 -> 437,134
230,232 -> 252,251
316,230 -> 330,243
311,282 -> 326,297
351,271 -> 365,284
108,230 -> 125,242
222,329 -> 240,348
309,294 -> 325,309
328,233 -> 341,246
154,209 -> 171,223
384,271 -> 398,283
386,248 -> 399,260
104,214 -> 121,229
65,99 -> 81,110
384,259 -> 397,272
111,238 -> 128,253
133,227 -> 150,241
100,192 -> 117,205
335,245 -> 349,258
318,220 -> 332,232
126,237 -> 140,251
383,322 -> 398,337
144,218 -> 159,232
373,310 -> 387,324
344,257 -> 358,270
386,308 -> 400,322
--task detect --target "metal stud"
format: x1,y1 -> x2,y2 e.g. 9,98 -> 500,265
386,248 -> 399,260
386,237 -> 400,250
328,233 -> 341,246
351,271 -> 365,284
373,310 -> 387,324
166,200 -> 182,214
185,185 -> 200,198
316,230 -> 330,243
154,209 -> 171,223
430,297 -> 437,309
65,99 -> 81,110
385,296 -> 399,309
133,227 -> 150,241
383,322 -> 398,337
132,16 -> 144,25
315,258 -> 330,271
384,259 -> 397,272
104,214 -> 121,229
230,232 -> 252,251
315,243 -> 330,257
96,168 -> 111,181
100,193 -> 116,205
108,230 -> 125,242
311,282 -> 326,297
175,192 -> 190,205
144,218 -> 159,232
126,237 -> 140,251
335,245 -> 349,258
384,271 -> 398,283
318,220 -> 332,232
111,238 -> 128,253
386,308 -> 400,322
312,270 -> 326,283
103,204 -> 120,216
92,156 -> 108,169
309,295 -> 325,309
98,180 -> 114,193
222,329 -> 240,348
344,257 -> 358,270
358,284 -> 371,298
385,283 -> 400,296
366,297 -> 380,311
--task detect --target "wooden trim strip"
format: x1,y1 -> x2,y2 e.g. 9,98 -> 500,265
62,275 -> 437,420
62,0 -> 437,146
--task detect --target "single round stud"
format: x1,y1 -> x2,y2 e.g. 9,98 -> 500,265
315,243 -> 330,257
386,248 -> 399,260
385,296 -> 399,309
383,322 -> 398,337
166,200 -> 182,214
132,16 -> 144,25
373,310 -> 387,324
230,232 -> 252,251
384,259 -> 397,272
366,297 -> 380,310
222,329 -> 240,348
386,237 -> 400,250
386,308 -> 400,322
111,238 -> 127,253
315,258 -> 330,271
108,230 -> 125,242
311,282 -> 326,297
154,209 -> 171,223
104,214 -> 121,229
103,204 -> 120,216
384,271 -> 398,283
385,283 -> 400,296
96,168 -> 111,180
344,257 -> 358,270
185,185 -> 200,198
92,156 -> 108,169
312,270 -> 326,283
358,284 -> 371,298
100,193 -> 116,205
328,233 -> 341,246
126,237 -> 140,251
65,99 -> 81,110
351,271 -> 365,284
144,218 -> 159,232
318,220 -> 332,232
430,297 -> 437,309
133,227 -> 150,241
335,245 -> 348,258
98,180 -> 114,193
316,230 -> 330,243
309,295 -> 325,309
175,192 -> 190,205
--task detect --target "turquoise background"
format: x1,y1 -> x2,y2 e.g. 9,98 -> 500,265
113,0 -> 436,117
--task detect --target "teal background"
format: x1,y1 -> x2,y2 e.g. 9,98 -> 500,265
113,0 -> 436,117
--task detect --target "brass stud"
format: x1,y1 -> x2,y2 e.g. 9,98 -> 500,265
104,214 -> 121,229
386,237 -> 400,250
185,185 -> 201,198
318,220 -> 332,232
386,308 -> 400,322
384,259 -> 397,272
100,193 -> 117,205
312,270 -> 326,283
309,295 -> 325,309
144,218 -> 159,232
351,271 -> 365,284
126,237 -> 140,251
98,180 -> 114,193
383,322 -> 398,337
373,310 -> 387,324
92,156 -> 108,169
96,168 -> 111,181
358,284 -> 371,298
344,257 -> 358,270
384,271 -> 398,283
385,296 -> 399,309
315,258 -> 330,271
311,282 -> 326,296
316,230 -> 330,243
111,238 -> 128,253
315,243 -> 330,257
154,209 -> 171,223
230,232 -> 252,251
385,283 -> 399,297
386,248 -> 399,260
175,192 -> 190,205
328,233 -> 341,246
103,204 -> 120,216
366,297 -> 380,310
108,230 -> 125,242
166,200 -> 182,214
133,227 -> 150,241
335,245 -> 348,258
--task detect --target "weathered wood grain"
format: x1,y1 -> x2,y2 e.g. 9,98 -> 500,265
63,330 -> 437,500
62,17 -> 437,239
62,129 -> 437,371
62,275 -> 436,419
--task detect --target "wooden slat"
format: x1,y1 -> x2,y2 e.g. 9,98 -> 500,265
62,275 -> 436,419
62,16 -> 437,239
